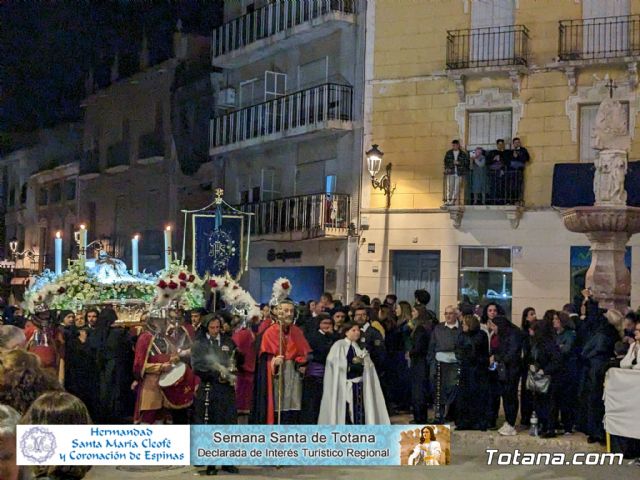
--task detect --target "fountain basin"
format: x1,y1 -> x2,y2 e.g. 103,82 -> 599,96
562,206 -> 640,234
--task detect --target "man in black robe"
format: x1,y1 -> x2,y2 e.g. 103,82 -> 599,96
192,315 -> 240,475
301,313 -> 337,423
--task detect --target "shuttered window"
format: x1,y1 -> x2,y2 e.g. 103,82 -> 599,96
470,0 -> 515,62
583,0 -> 630,57
467,110 -> 512,151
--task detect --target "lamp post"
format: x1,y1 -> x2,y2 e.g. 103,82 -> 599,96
8,237 -> 36,269
366,144 -> 394,208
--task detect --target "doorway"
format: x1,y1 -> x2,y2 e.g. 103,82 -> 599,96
392,250 -> 441,316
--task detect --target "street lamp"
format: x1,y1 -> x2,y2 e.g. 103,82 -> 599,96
8,237 -> 36,266
366,144 -> 394,208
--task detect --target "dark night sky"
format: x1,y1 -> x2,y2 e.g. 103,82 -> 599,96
0,0 -> 222,151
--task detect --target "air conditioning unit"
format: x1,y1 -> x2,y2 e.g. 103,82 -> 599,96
216,87 -> 236,108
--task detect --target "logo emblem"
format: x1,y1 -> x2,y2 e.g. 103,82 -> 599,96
206,230 -> 237,274
20,427 -> 57,463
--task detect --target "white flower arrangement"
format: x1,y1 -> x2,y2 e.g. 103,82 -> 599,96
208,274 -> 260,320
23,260 -> 204,313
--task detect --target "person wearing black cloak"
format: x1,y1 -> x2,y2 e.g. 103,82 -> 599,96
62,319 -> 97,421
455,314 -> 489,430
300,313 -> 337,424
192,315 -> 240,475
90,308 -> 135,423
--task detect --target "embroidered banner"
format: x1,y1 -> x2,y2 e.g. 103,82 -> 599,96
192,214 -> 244,278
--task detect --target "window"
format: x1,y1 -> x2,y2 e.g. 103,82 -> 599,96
467,110 -> 512,150
583,0 -> 629,57
580,103 -> 629,162
252,186 -> 261,202
50,183 -> 62,204
260,168 -> 279,201
459,246 -> 513,316
38,187 -> 48,206
20,183 -> 27,204
240,190 -> 250,204
65,180 -> 76,201
325,174 -> 337,195
264,71 -> 286,101
471,0 -> 515,62
239,79 -> 257,108
8,187 -> 15,207
298,57 -> 329,90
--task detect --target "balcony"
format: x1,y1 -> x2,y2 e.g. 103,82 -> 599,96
210,83 -> 353,155
138,131 -> 165,164
441,169 -> 524,229
237,193 -> 350,240
79,150 -> 100,179
559,14 -> 640,63
106,141 -> 130,173
446,25 -> 529,70
213,0 -> 356,68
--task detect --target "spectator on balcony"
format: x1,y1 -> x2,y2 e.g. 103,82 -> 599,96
470,147 -> 487,205
488,139 -> 508,205
443,140 -> 469,206
507,137 -> 529,204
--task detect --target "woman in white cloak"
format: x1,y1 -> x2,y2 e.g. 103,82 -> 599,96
407,426 -> 442,465
317,322 -> 390,424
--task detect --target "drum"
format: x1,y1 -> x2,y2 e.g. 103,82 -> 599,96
159,362 -> 186,388
159,362 -> 199,409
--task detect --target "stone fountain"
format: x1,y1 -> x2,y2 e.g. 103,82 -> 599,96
562,90 -> 640,311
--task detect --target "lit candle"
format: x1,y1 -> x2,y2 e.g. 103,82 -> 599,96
164,225 -> 172,270
131,234 -> 139,275
79,224 -> 88,264
55,231 -> 63,275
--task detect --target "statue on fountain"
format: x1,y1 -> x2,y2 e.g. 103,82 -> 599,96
590,88 -> 630,206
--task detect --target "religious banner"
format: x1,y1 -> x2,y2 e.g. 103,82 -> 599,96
192,213 -> 244,279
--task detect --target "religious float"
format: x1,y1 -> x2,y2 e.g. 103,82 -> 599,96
21,188 -> 260,322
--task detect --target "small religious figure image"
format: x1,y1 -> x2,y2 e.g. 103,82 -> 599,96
400,425 -> 451,466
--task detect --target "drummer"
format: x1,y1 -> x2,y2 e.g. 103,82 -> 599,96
192,315 -> 241,475
133,312 -> 197,424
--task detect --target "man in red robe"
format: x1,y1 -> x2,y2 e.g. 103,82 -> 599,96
251,300 -> 310,425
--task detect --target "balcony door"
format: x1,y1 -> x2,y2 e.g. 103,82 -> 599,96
471,0 -> 515,64
583,0 -> 629,58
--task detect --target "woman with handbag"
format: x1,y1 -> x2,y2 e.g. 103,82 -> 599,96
527,319 -> 561,438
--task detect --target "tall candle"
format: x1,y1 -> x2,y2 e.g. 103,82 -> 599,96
164,225 -> 172,270
131,234 -> 139,275
54,231 -> 63,275
79,224 -> 88,264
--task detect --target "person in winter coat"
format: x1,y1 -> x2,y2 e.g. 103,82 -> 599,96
552,311 -> 578,434
488,316 -> 522,436
528,318 -> 562,438
581,308 -> 618,444
455,314 -> 489,430
409,305 -> 432,423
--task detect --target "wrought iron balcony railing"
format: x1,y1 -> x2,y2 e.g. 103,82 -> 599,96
79,150 -> 100,177
237,193 -> 350,237
214,0 -> 355,58
559,14 -> 640,61
442,169 -> 524,206
138,131 -> 165,160
446,25 -> 529,69
106,141 -> 130,169
211,83 -> 353,148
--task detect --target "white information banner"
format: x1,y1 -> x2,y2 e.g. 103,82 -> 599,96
604,368 -> 640,440
16,425 -> 190,466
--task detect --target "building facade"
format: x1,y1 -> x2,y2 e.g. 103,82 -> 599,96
210,0 -> 365,303
78,30 -> 219,272
0,123 -> 82,271
360,0 -> 640,318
